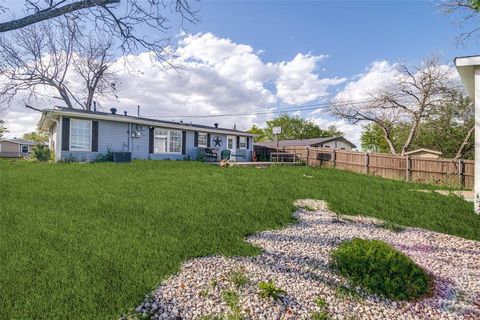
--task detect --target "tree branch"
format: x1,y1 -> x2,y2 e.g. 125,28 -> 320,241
0,0 -> 120,33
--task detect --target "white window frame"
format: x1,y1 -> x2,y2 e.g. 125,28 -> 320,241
70,118 -> 92,152
21,145 -> 29,153
239,136 -> 248,149
154,128 -> 182,154
198,132 -> 208,148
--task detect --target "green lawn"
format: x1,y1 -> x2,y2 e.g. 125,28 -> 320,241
0,160 -> 477,320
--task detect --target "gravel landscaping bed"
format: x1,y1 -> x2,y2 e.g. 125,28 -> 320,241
133,199 -> 480,320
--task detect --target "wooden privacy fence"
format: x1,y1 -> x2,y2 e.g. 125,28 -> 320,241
282,146 -> 474,189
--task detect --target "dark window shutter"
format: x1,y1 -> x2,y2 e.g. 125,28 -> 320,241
194,131 -> 198,147
246,137 -> 250,149
236,136 -> 240,149
149,127 -> 154,154
207,133 -> 211,147
61,117 -> 70,151
182,131 -> 186,155
91,121 -> 99,152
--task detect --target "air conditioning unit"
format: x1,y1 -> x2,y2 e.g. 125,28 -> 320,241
112,152 -> 131,163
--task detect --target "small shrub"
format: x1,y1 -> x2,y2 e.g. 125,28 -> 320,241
335,285 -> 361,300
92,151 -> 113,163
376,222 -> 405,233
228,270 -> 249,288
310,311 -> 331,320
200,316 -> 225,320
258,280 -> 286,300
314,296 -> 327,309
221,290 -> 242,320
331,238 -> 431,300
199,288 -> 209,298
32,144 -> 51,162
209,279 -> 218,288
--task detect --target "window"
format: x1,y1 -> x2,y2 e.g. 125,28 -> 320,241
239,136 -> 247,149
154,128 -> 182,153
70,119 -> 92,151
21,145 -> 28,153
198,132 -> 208,147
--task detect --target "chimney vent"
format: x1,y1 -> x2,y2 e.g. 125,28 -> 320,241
93,101 -> 97,112
214,123 -> 218,128
110,108 -> 117,115
124,111 -> 128,116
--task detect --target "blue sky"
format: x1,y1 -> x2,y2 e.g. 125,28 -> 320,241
189,1 -> 475,77
1,0 -> 477,144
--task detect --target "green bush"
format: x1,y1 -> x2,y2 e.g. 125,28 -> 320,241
92,151 -> 113,163
32,144 -> 51,162
258,280 -> 285,300
330,239 -> 431,300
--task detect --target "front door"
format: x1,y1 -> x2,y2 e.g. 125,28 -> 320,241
227,135 -> 236,161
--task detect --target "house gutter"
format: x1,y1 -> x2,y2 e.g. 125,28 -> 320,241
39,109 -> 258,137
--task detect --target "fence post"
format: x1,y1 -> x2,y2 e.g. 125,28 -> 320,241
458,159 -> 465,189
406,156 -> 411,181
365,152 -> 369,175
306,147 -> 310,165
332,149 -> 336,168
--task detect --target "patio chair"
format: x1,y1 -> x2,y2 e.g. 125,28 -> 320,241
199,147 -> 218,162
220,149 -> 231,160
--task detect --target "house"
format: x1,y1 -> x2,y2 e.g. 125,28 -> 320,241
254,137 -> 356,161
38,108 -> 255,162
0,138 -> 35,158
255,136 -> 357,150
455,55 -> 480,213
405,148 -> 442,159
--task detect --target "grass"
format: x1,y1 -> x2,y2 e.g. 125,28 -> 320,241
331,239 -> 432,300
0,160 -> 477,319
227,270 -> 249,288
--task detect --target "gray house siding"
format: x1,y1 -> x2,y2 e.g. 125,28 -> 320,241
59,116 -> 252,162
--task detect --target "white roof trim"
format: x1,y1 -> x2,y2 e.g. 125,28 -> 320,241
454,56 -> 480,101
39,109 -> 256,137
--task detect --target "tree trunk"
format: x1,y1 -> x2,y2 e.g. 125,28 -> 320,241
455,125 -> 474,159
401,118 -> 420,156
380,126 -> 397,155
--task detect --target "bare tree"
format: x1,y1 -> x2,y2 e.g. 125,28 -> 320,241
0,18 -> 117,111
0,0 -> 198,62
331,99 -> 401,154
332,57 -> 457,156
72,35 -> 117,111
441,0 -> 480,45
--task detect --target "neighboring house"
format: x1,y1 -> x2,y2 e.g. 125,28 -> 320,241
0,138 -> 35,158
255,136 -> 357,150
405,148 -> 442,159
38,108 -> 255,162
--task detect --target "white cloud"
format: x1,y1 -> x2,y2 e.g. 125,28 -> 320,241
0,32 -> 343,136
335,60 -> 399,102
276,53 -> 345,104
0,110 -> 39,138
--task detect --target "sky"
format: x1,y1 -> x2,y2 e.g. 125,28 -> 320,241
0,0 -> 478,147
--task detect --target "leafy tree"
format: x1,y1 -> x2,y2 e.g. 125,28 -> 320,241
333,56 -> 456,155
263,114 -> 330,141
361,124 -> 392,153
324,125 -> 343,137
360,95 -> 475,159
23,131 -> 49,144
32,144 -> 51,162
0,120 -> 6,138
247,125 -> 267,142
